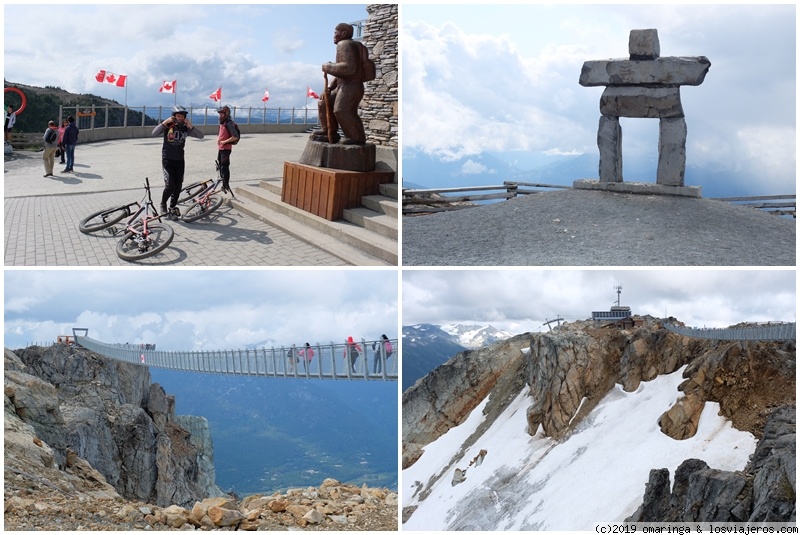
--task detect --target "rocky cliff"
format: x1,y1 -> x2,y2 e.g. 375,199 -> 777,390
402,317 -> 795,524
4,344 -> 224,507
402,333 -> 532,469
5,345 -> 398,530
628,405 -> 796,523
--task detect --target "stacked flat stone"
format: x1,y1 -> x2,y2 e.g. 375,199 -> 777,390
361,4 -> 398,148
577,29 -> 710,195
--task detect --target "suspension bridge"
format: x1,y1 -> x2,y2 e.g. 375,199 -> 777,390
71,329 -> 398,381
663,322 -> 796,342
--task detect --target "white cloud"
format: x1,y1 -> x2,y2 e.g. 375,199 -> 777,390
402,5 -> 795,192
460,160 -> 491,175
402,270 -> 796,334
4,271 -> 398,351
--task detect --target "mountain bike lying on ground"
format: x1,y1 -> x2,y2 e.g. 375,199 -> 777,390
177,160 -> 235,223
78,177 -> 174,261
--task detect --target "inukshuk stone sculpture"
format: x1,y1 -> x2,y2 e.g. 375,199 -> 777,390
575,29 -> 710,197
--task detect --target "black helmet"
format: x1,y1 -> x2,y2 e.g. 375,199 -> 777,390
172,105 -> 188,116
217,105 -> 230,114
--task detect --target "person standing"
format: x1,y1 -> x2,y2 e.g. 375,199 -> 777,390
372,334 -> 393,374
216,106 -> 238,193
152,105 -> 204,219
42,121 -> 59,177
286,346 -> 297,373
61,115 -> 79,173
57,119 -> 68,164
343,336 -> 362,374
298,342 -> 315,373
5,105 -> 16,145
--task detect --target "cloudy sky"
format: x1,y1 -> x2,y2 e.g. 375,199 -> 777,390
402,4 -> 796,193
3,4 -> 368,109
403,270 -> 796,334
4,270 -> 397,350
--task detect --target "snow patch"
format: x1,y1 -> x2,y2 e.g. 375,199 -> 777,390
403,367 -> 757,531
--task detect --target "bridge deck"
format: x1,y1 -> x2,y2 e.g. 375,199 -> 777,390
663,322 -> 795,342
75,336 -> 398,381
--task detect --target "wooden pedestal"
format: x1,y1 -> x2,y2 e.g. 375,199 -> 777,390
282,162 -> 395,221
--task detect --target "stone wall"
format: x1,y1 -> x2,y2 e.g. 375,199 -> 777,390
361,4 -> 398,149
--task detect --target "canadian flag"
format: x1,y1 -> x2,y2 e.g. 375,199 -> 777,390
261,88 -> 270,102
159,80 -> 177,93
209,87 -> 222,102
95,69 -> 127,87
307,87 -> 320,99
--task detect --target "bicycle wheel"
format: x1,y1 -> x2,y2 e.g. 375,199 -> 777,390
177,181 -> 210,204
79,206 -> 129,234
181,194 -> 224,222
115,222 -> 174,262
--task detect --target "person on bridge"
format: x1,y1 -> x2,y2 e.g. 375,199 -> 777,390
152,105 -> 204,220
216,106 -> 238,193
372,334 -> 393,374
344,336 -> 362,374
286,346 -> 298,373
298,342 -> 315,373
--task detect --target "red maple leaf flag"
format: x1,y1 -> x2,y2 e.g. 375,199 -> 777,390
307,87 -> 320,99
95,69 -> 127,87
209,87 -> 222,102
261,88 -> 270,102
159,80 -> 177,94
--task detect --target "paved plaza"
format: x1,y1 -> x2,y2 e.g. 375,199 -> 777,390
4,134 -> 350,266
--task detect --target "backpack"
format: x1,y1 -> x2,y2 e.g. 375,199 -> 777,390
359,42 -> 376,82
44,128 -> 57,144
227,119 -> 241,145
384,340 -> 393,356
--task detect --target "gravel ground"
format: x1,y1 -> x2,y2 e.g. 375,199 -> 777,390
402,189 -> 796,266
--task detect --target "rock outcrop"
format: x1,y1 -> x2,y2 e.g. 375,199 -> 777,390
4,345 -> 220,508
525,319 -> 710,438
175,414 -> 227,501
628,405 -> 796,522
402,333 -> 532,469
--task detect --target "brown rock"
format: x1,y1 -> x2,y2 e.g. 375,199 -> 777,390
659,394 -> 705,440
268,499 -> 288,513
208,505 -> 245,527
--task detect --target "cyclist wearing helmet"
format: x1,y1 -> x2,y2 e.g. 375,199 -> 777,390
152,105 -> 204,219
216,105 -> 238,193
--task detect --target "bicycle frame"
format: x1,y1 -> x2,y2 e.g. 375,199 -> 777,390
122,177 -> 163,235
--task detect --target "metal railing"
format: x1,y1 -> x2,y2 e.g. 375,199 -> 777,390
663,322 -> 796,342
60,105 -> 320,131
73,335 -> 398,381
710,195 -> 796,218
402,181 -> 571,214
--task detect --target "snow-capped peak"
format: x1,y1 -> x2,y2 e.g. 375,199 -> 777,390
439,323 -> 513,349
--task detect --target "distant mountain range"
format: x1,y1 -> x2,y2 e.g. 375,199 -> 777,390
402,323 -> 514,392
402,148 -> 788,199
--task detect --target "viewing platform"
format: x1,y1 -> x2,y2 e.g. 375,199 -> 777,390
4,132 -> 397,266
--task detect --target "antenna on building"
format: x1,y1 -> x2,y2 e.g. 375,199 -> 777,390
614,285 -> 623,307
